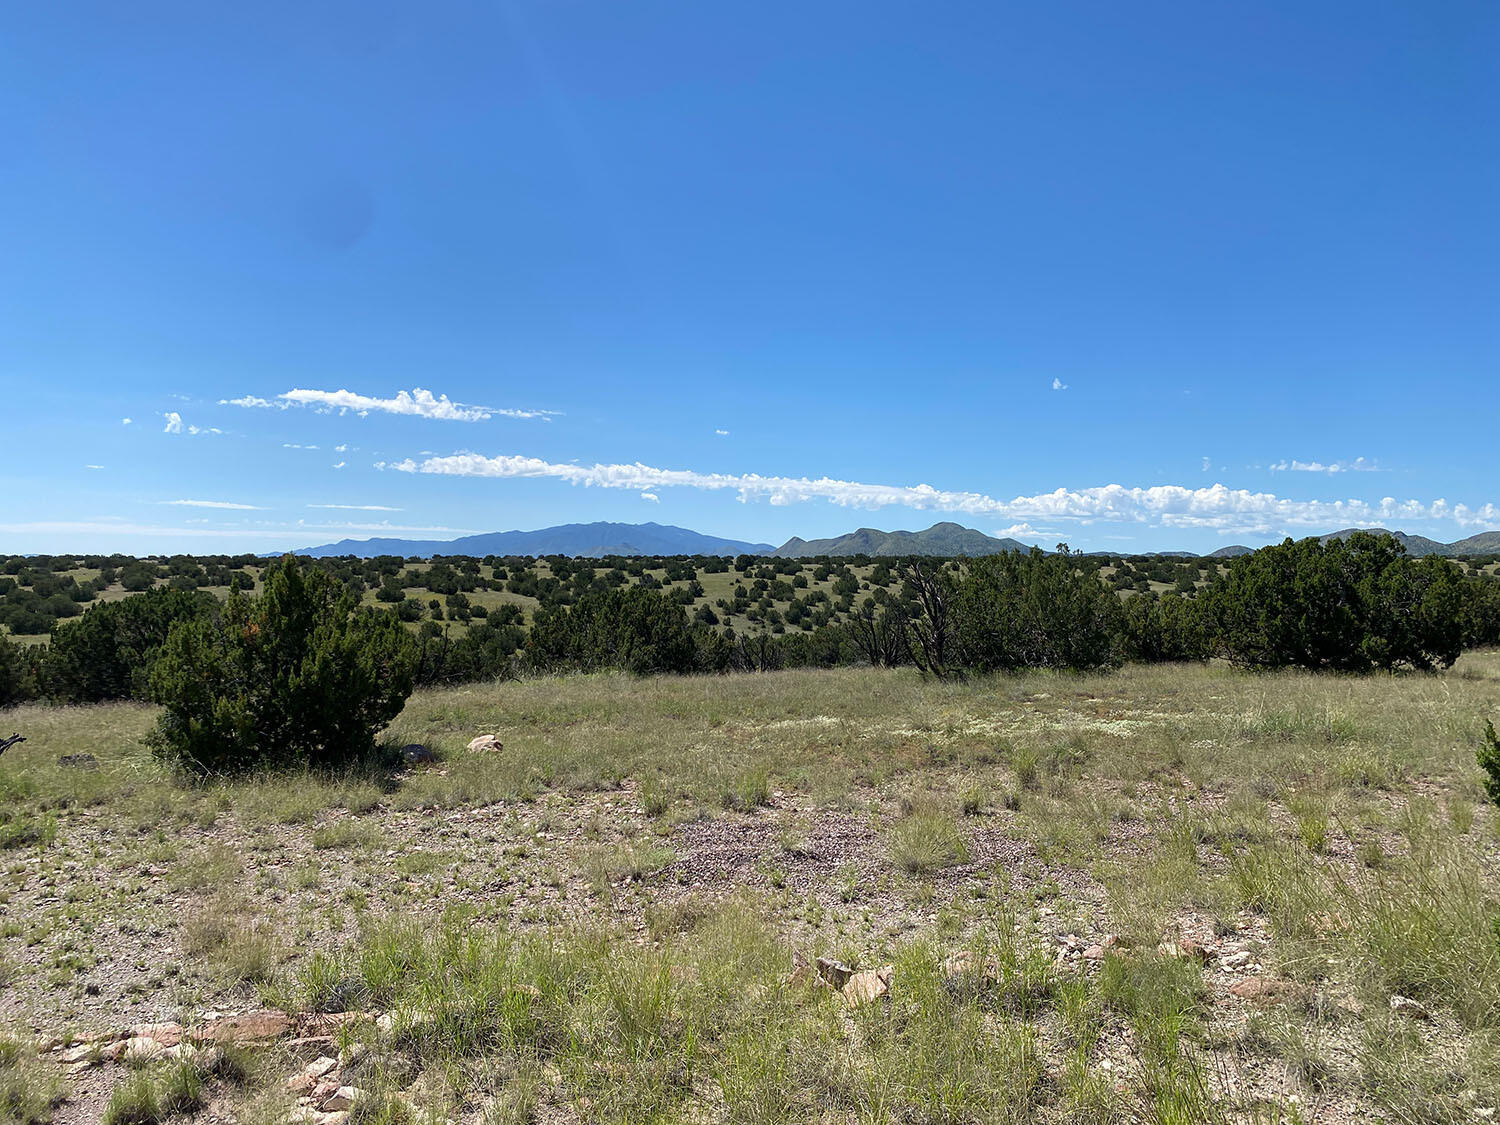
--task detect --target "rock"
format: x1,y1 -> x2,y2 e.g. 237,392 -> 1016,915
467,734 -> 503,753
1158,940 -> 1211,963
1082,945 -> 1108,961
942,950 -> 976,978
129,1022 -> 182,1047
1389,994 -> 1431,1020
99,1040 -> 127,1062
199,1009 -> 292,1043
400,743 -> 437,766
123,1037 -> 166,1064
321,1086 -> 363,1111
815,956 -> 853,989
1219,950 -> 1253,970
843,966 -> 894,1006
315,1114 -> 350,1125
57,1044 -> 93,1065
306,1055 -> 339,1079
288,1073 -> 316,1094
57,754 -> 98,770
1229,977 -> 1299,1006
1056,933 -> 1081,951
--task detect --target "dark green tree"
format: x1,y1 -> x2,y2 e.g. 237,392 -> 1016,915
949,547 -> 1123,672
1200,533 -> 1464,671
148,556 -> 416,773
43,587 -> 215,703
528,586 -> 697,675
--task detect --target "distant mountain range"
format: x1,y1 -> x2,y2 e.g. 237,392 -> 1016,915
287,522 -> 773,559
1207,529 -> 1500,560
774,522 -> 1029,558
283,520 -> 1500,560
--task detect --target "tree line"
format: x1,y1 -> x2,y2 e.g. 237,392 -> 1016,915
2,533 -> 1498,715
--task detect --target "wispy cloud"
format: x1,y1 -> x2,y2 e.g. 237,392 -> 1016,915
332,461 -> 346,469
1201,456 -> 1212,472
163,412 -> 221,436
640,491 -> 660,503
121,418 -> 132,426
1052,378 -> 1068,391
307,504 -> 403,511
1269,457 -> 1380,474
84,464 -> 104,471
223,387 -> 558,423
161,499 -> 266,510
715,429 -> 730,436
282,442 -> 320,450
379,450 -> 1500,533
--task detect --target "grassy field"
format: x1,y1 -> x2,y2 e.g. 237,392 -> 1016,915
3,655 -> 1500,1123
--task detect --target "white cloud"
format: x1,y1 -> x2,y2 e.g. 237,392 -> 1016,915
122,418 -> 132,426
84,464 -> 104,470
161,499 -> 266,510
640,491 -> 660,503
1201,456 -> 1212,473
332,461 -> 346,469
307,504 -> 403,511
715,429 -> 729,436
219,387 -> 558,423
282,442 -> 320,450
380,450 -> 1500,534
995,523 -> 1039,538
1269,457 -> 1380,474
163,412 -> 221,436
1052,378 -> 1068,391
334,444 -> 349,453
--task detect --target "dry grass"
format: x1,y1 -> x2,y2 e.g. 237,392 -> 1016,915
3,652 -> 1500,1121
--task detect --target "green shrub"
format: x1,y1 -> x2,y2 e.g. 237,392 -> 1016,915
889,800 -> 970,874
949,547 -> 1123,673
0,1032 -> 65,1124
1479,720 -> 1500,805
102,1072 -> 160,1125
149,556 -> 416,774
42,587 -> 214,703
1201,532 -> 1465,671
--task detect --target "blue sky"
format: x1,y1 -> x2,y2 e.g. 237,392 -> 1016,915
3,1 -> 1497,555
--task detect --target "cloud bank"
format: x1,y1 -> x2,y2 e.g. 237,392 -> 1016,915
380,451 -> 1500,534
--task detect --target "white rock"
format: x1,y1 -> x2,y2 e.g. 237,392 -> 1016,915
1389,994 -> 1431,1020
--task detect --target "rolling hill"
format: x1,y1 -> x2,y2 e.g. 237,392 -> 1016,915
773,522 -> 1031,558
287,522 -> 774,559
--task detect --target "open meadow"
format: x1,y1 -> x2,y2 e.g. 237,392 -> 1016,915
5,654 -> 1500,1124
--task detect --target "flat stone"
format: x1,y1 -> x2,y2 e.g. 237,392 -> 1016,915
123,1037 -> 166,1063
306,1055 -> 339,1079
198,1009 -> 292,1042
1228,977 -> 1299,1005
321,1086 -> 362,1111
467,734 -> 503,753
129,1023 -> 182,1047
844,966 -> 894,1006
